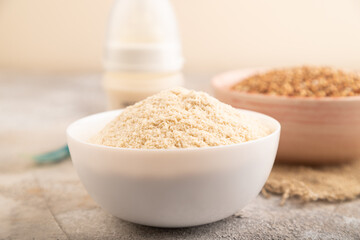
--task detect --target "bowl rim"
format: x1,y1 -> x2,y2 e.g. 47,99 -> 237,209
212,68 -> 360,102
67,108 -> 281,153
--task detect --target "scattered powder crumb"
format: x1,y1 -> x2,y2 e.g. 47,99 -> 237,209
263,159 -> 360,205
233,66 -> 360,97
90,87 -> 272,149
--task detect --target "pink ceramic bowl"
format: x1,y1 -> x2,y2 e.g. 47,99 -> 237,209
212,68 -> 360,164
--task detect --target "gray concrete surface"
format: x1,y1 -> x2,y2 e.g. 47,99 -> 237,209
1,74 -> 359,240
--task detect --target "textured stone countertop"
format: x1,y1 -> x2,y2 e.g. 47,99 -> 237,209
0,74 -> 359,240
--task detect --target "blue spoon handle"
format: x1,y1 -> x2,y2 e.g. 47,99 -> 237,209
33,145 -> 70,164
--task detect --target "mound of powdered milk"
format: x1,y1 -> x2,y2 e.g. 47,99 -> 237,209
90,88 -> 272,149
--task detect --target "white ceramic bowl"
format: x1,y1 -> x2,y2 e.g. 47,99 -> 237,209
67,109 -> 280,227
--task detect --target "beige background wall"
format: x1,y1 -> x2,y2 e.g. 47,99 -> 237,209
0,0 -> 360,73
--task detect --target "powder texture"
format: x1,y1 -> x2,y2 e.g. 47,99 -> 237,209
233,66 -> 360,97
90,88 -> 272,149
263,160 -> 360,205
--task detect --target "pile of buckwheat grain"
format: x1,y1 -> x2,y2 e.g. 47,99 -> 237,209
90,88 -> 272,149
232,66 -> 360,97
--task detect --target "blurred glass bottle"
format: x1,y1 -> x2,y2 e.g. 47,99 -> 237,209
103,0 -> 184,109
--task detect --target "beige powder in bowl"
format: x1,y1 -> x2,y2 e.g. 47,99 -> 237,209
90,87 -> 272,149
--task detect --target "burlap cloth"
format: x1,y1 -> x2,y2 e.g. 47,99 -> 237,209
263,159 -> 360,205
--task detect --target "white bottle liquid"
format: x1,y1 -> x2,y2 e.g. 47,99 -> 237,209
103,0 -> 184,109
